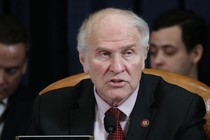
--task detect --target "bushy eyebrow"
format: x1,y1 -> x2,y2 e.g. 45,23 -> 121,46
96,44 -> 136,52
149,42 -> 176,50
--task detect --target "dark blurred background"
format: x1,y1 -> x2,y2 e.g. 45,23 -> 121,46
0,0 -> 209,92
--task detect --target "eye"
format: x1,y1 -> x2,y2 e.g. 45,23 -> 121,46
97,51 -> 111,60
100,51 -> 110,56
164,48 -> 177,56
5,67 -> 19,76
123,49 -> 134,57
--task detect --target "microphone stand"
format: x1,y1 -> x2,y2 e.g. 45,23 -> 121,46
109,132 -> 113,140
104,114 -> 116,140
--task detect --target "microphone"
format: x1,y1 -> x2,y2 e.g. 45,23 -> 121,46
104,114 -> 116,140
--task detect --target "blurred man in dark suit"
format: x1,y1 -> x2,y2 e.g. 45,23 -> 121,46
0,15 -> 37,140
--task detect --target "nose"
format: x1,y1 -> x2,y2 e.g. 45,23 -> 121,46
109,55 -> 125,74
151,52 -> 165,68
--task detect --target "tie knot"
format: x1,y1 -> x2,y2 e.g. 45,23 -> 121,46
108,107 -> 121,120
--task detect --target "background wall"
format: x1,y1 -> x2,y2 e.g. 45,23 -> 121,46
0,0 -> 209,91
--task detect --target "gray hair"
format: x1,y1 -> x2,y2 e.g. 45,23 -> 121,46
77,8 -> 149,59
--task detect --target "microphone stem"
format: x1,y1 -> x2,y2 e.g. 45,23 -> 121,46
109,132 -> 113,140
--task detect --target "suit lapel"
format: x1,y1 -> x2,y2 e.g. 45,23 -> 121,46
69,74 -> 161,139
70,80 -> 95,135
126,73 -> 159,140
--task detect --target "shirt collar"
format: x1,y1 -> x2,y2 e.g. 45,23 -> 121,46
94,84 -> 139,118
1,98 -> 8,106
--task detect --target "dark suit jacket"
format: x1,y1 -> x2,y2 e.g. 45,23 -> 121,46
1,85 -> 37,140
29,73 -> 207,140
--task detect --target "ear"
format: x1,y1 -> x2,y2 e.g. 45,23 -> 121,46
190,44 -> 203,64
21,59 -> 28,75
142,46 -> 150,69
79,53 -> 89,73
145,46 -> 150,60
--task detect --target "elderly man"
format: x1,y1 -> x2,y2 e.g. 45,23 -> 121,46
29,8 -> 207,140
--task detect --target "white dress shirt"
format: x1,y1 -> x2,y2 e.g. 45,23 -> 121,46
0,98 -> 8,138
94,85 -> 139,140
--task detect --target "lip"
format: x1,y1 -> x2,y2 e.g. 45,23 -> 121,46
108,79 -> 127,87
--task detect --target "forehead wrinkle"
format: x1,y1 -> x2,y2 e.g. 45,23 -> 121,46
96,44 -> 136,52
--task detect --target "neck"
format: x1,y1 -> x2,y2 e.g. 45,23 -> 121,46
187,66 -> 198,80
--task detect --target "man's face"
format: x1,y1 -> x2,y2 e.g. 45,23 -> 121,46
80,15 -> 145,106
0,43 -> 27,101
149,26 -> 194,76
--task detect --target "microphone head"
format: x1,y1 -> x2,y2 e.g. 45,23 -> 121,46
104,114 -> 116,133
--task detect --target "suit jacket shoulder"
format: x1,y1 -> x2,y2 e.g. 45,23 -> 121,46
30,79 -> 95,135
126,73 -> 206,140
2,85 -> 37,140
30,74 -> 207,139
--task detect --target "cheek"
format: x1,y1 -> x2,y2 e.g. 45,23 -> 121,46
129,60 -> 144,79
87,60 -> 107,82
131,57 -> 144,69
7,74 -> 21,87
168,53 -> 189,65
89,57 -> 109,71
149,57 -> 156,67
165,54 -> 190,72
13,72 -> 23,80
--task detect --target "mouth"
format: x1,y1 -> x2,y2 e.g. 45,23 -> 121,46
109,79 -> 126,87
111,79 -> 124,83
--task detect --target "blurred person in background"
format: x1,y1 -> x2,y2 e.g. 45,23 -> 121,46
149,9 -> 208,81
0,15 -> 37,140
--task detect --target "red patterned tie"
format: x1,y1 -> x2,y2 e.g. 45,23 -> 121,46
107,107 -> 125,140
